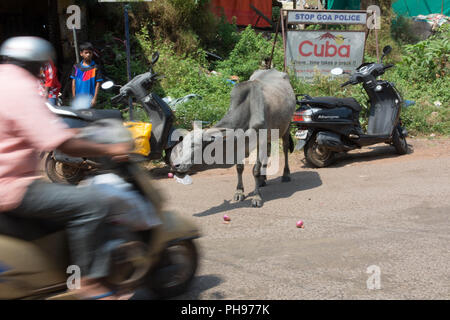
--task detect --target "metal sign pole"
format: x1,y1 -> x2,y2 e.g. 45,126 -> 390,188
124,3 -> 133,120
73,28 -> 80,64
374,11 -> 380,63
269,11 -> 281,68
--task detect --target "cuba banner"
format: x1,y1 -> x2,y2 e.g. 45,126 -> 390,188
286,30 -> 365,80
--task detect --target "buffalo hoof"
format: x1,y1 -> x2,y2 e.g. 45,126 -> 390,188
251,197 -> 263,208
281,176 -> 291,183
233,190 -> 245,202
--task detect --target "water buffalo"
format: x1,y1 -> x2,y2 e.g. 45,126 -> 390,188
170,68 -> 296,207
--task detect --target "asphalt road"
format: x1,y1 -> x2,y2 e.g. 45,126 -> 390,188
133,138 -> 450,300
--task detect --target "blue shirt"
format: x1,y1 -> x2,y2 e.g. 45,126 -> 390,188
70,61 -> 103,97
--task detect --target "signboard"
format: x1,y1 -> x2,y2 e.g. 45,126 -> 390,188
286,30 -> 365,80
287,10 -> 367,25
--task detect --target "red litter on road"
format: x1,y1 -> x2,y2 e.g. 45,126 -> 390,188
223,214 -> 231,222
296,220 -> 304,228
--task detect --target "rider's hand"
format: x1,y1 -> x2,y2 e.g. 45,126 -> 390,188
107,142 -> 133,156
91,98 -> 97,107
106,142 -> 134,162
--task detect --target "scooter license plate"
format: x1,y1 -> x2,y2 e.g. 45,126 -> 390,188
295,130 -> 308,140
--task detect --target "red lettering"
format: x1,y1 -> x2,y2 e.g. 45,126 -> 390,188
338,45 -> 350,57
299,40 -> 351,58
325,41 -> 337,57
299,41 -> 313,57
314,44 -> 324,57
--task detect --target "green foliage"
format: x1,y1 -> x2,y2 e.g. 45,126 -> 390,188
135,27 -> 233,129
400,25 -> 450,82
216,26 -> 284,81
391,15 -> 420,45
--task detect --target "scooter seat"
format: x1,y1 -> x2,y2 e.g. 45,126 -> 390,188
304,97 -> 362,112
52,106 -> 123,122
0,213 -> 60,241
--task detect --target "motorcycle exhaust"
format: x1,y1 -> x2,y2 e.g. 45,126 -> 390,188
316,132 -> 354,153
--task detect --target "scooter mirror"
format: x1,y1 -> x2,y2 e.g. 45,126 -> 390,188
101,81 -> 114,90
151,52 -> 159,65
331,68 -> 343,75
383,45 -> 392,55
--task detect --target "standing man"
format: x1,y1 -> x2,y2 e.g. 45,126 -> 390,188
71,42 -> 103,107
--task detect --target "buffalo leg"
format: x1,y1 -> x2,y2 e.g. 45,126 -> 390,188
252,144 -> 264,207
260,141 -> 271,187
281,132 -> 291,182
233,164 -> 245,201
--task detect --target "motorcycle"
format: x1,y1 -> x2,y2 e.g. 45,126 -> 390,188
0,121 -> 200,300
44,52 -> 178,184
292,45 -> 408,168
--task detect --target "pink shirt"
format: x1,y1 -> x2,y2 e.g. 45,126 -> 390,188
0,64 -> 75,212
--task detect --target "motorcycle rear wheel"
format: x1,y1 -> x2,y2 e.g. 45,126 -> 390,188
147,240 -> 198,298
304,136 -> 336,168
44,153 -> 86,185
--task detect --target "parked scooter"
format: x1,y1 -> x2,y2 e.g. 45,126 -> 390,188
44,52 -> 178,184
0,122 -> 200,300
292,45 -> 408,168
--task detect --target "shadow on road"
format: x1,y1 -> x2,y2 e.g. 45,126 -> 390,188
301,143 -> 414,169
172,274 -> 224,300
193,170 -> 322,217
131,274 -> 223,300
147,163 -> 235,180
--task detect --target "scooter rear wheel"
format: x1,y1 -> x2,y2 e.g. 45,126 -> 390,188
304,136 -> 336,168
44,152 -> 86,185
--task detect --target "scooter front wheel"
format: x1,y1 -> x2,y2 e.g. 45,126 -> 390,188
392,126 -> 408,155
147,240 -> 198,298
304,137 -> 336,168
44,153 -> 86,185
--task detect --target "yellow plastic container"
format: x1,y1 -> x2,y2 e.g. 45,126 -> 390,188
123,121 -> 152,156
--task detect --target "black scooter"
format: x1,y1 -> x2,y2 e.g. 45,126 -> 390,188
292,45 -> 408,168
45,52 -> 178,184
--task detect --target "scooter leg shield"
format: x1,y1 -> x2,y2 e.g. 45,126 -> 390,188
0,233 -> 68,299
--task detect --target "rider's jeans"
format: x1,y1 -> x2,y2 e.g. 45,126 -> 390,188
7,179 -> 113,279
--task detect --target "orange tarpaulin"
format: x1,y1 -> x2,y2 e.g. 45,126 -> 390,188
211,0 -> 273,28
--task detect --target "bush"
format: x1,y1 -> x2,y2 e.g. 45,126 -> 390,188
399,25 -> 450,82
391,15 -> 420,45
217,26 -> 284,81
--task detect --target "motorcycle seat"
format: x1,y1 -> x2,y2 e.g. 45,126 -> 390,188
302,97 -> 362,112
52,106 -> 123,122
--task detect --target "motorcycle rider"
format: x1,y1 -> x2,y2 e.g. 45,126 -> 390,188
0,37 -> 133,300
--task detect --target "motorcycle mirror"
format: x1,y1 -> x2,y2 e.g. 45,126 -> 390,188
101,81 -> 114,90
151,52 -> 159,65
331,68 -> 343,75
